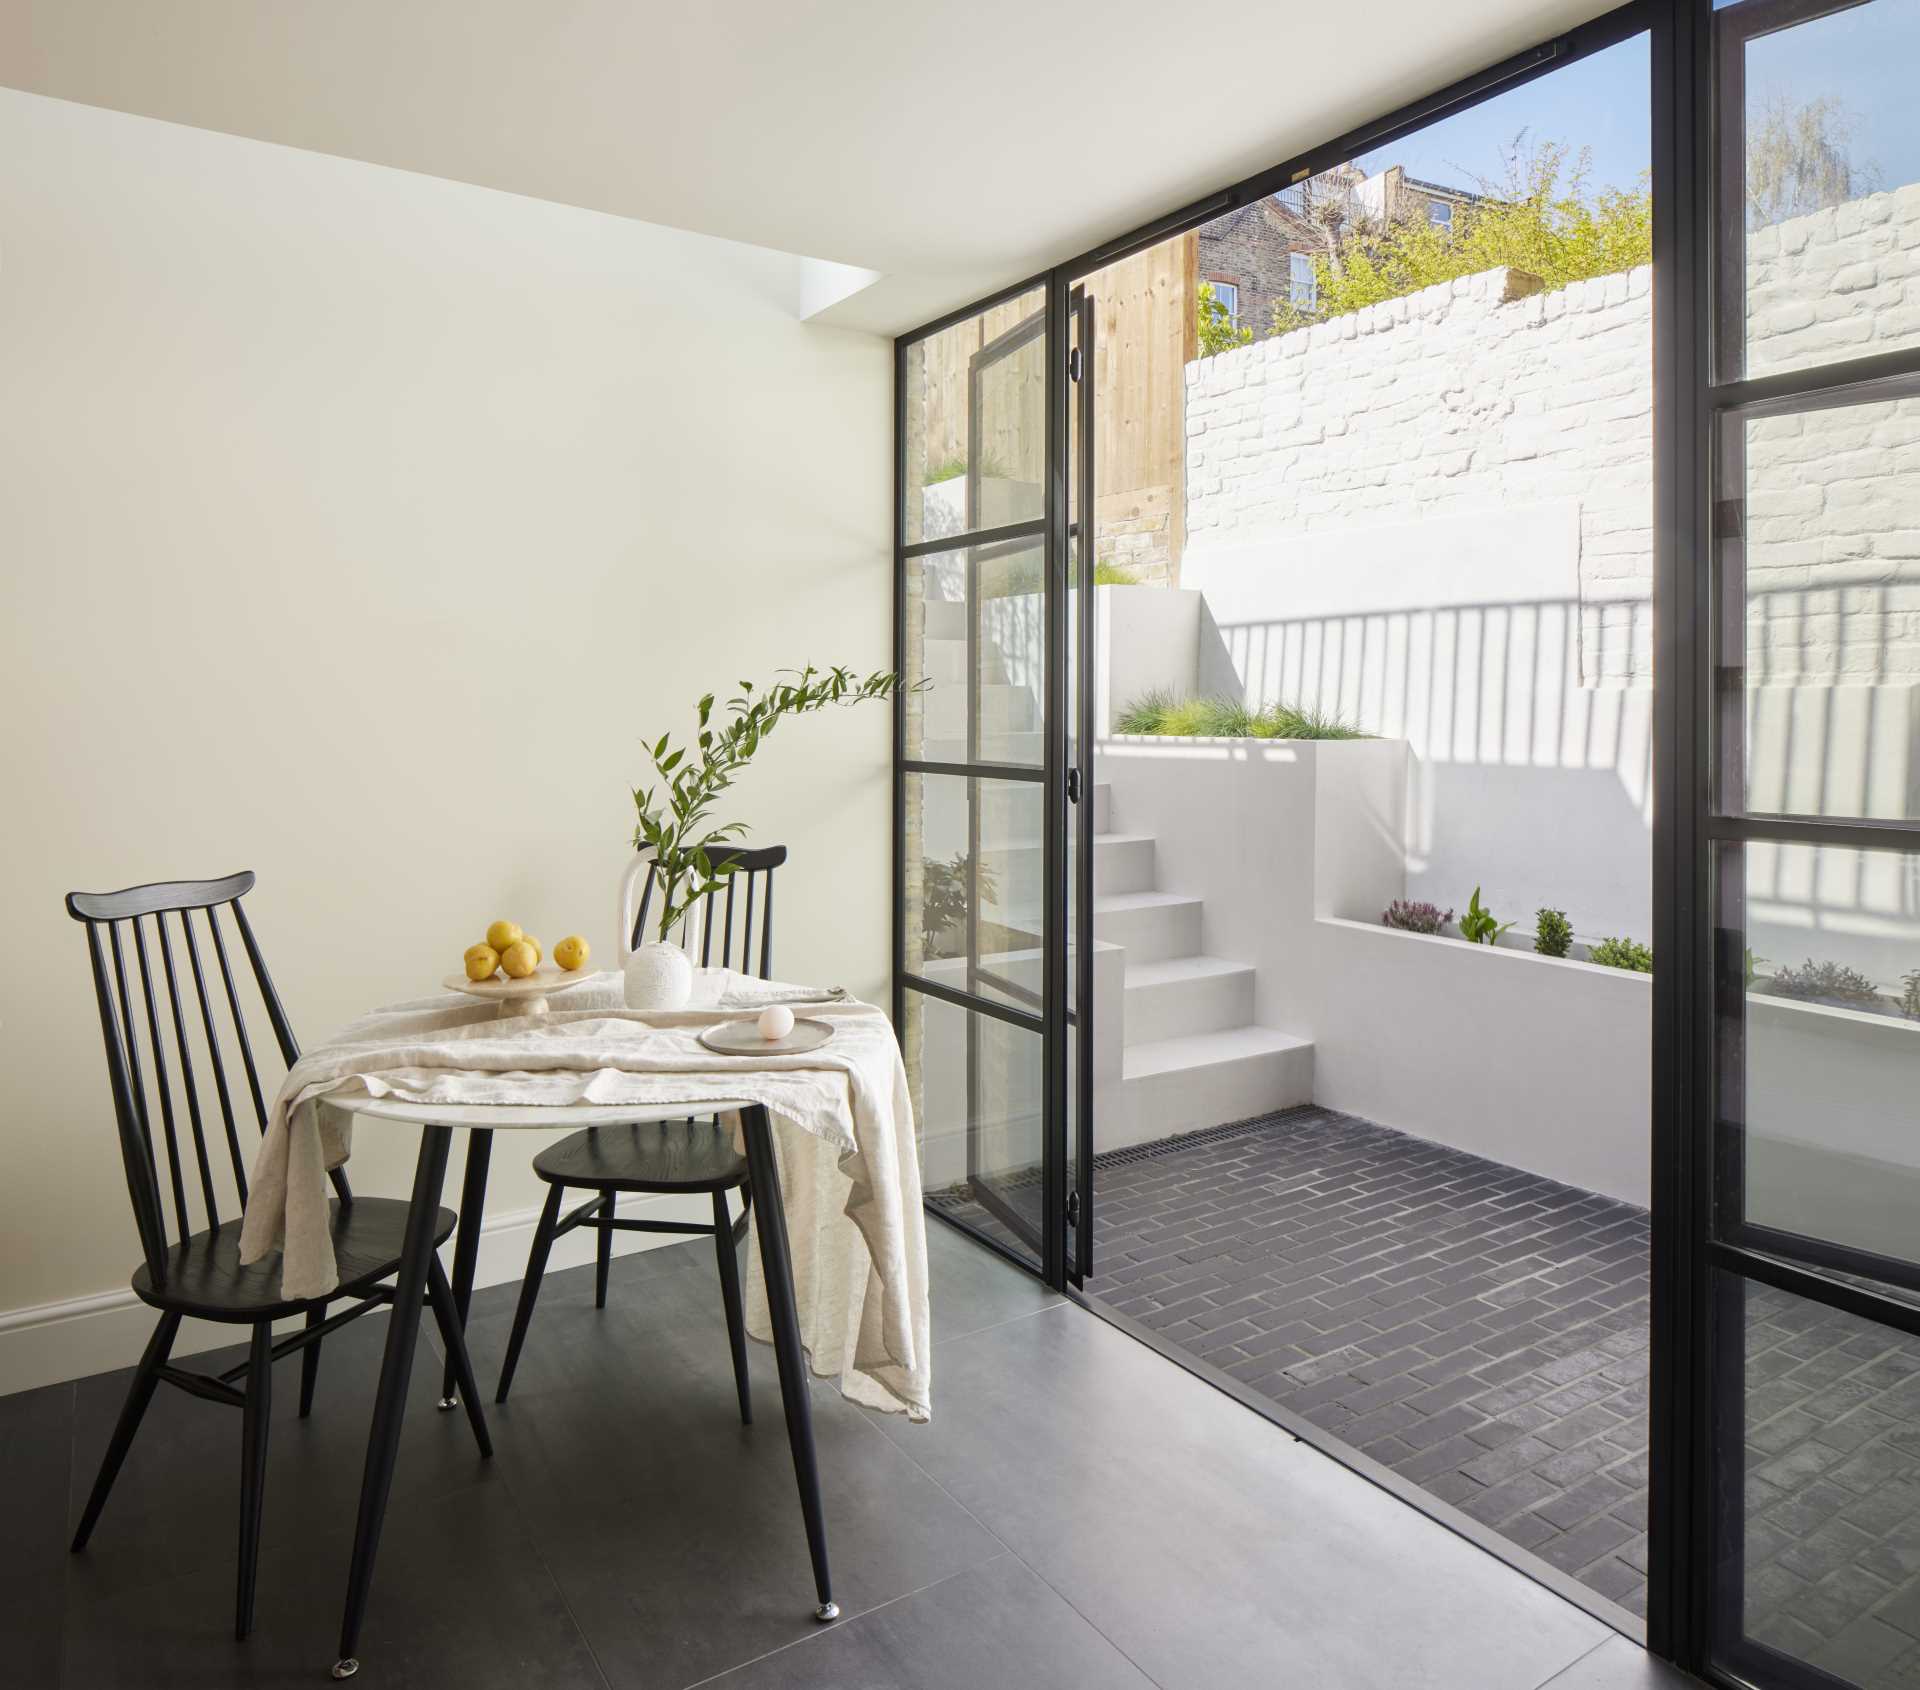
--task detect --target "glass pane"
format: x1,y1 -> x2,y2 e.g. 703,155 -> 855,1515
1718,840 -> 1920,1275
904,772 -> 1043,1010
1727,0 -> 1920,383
907,988 -> 1045,1268
902,289 -> 1046,545
903,541 -> 1045,767
1718,1271 -> 1920,1687
1732,395 -> 1920,822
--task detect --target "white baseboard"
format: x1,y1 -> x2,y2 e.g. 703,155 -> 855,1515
0,1189 -> 717,1399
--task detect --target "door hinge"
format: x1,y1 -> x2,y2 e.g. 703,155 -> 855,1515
1068,346 -> 1082,382
1066,766 -> 1081,803
1066,1189 -> 1082,1228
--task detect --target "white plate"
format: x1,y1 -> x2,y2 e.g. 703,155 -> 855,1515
697,1017 -> 835,1056
441,964 -> 595,1017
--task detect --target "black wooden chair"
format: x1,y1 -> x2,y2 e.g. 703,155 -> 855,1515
494,844 -> 786,1412
64,872 -> 491,1641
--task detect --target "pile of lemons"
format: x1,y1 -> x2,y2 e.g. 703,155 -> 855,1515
464,920 -> 589,983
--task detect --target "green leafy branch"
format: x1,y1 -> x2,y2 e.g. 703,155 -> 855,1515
631,665 -> 912,942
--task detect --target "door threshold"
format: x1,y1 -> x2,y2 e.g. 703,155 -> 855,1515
1071,1284 -> 1649,1647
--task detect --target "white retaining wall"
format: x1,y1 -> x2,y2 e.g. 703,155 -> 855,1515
1180,186 -> 1920,983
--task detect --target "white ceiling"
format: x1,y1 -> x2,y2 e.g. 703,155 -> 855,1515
0,0 -> 1619,336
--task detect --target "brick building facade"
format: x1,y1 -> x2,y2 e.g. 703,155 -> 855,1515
1197,166 -> 1477,340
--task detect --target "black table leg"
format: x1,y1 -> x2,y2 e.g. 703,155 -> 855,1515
332,1123 -> 452,1681
439,1128 -> 493,1408
740,1104 -> 837,1623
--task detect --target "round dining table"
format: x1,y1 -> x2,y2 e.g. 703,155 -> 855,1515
320,1093 -> 836,1680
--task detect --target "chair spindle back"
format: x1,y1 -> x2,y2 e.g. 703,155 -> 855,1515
66,871 -> 346,1285
630,845 -> 785,981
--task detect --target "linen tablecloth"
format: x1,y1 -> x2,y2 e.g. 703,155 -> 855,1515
237,971 -> 930,1420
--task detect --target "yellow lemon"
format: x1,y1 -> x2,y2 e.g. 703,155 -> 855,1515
522,935 -> 543,964
485,919 -> 522,954
554,935 -> 589,972
499,940 -> 538,979
463,943 -> 500,982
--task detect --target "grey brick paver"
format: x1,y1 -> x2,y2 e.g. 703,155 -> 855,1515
919,1101 -> 1920,1634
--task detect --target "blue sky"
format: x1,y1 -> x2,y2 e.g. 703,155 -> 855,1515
1351,2 -> 1918,203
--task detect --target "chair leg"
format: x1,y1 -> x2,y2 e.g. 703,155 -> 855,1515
495,1184 -> 564,1404
299,1306 -> 325,1418
236,1321 -> 273,1640
712,1188 -> 752,1425
594,1192 -> 614,1310
424,1256 -> 492,1459
71,1310 -> 180,1552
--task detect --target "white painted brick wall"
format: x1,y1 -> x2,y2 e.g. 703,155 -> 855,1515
1184,180 -> 1920,691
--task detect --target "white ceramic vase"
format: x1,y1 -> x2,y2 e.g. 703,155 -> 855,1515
622,941 -> 693,1012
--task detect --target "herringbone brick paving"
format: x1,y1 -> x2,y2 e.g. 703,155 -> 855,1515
1089,1105 -> 1655,1614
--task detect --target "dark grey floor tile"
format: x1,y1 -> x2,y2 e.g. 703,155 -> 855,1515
0,1570 -> 66,1690
1535,1635 -> 1698,1687
464,1252 -> 1003,1690
0,1378 -> 74,1580
66,1311 -> 487,1602
700,1554 -> 1156,1689
60,1479 -> 604,1690
868,1300 -> 1609,1690
924,1216 -> 1063,1346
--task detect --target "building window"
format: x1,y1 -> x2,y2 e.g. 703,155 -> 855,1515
1428,198 -> 1454,228
1289,252 -> 1317,309
1209,280 -> 1240,326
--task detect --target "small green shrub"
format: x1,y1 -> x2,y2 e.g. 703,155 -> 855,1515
1458,886 -> 1513,946
1113,690 -> 1366,740
1092,560 -> 1140,586
1903,970 -> 1920,1021
1767,958 -> 1880,1008
1589,936 -> 1653,973
1535,908 -> 1573,958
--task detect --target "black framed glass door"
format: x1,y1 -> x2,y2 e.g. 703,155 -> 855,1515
895,281 -> 1095,1288
1688,2 -> 1920,1684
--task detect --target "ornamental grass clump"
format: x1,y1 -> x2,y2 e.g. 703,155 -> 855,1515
1534,908 -> 1573,958
1381,900 -> 1452,935
1115,689 -> 1366,740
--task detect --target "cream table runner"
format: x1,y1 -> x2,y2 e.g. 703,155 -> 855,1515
237,971 -> 930,1420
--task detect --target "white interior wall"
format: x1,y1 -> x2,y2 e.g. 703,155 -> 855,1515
0,90 -> 893,1393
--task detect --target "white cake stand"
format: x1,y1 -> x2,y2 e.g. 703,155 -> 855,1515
440,964 -> 594,1018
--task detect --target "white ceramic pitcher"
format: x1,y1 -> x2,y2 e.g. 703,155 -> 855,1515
615,853 -> 698,1011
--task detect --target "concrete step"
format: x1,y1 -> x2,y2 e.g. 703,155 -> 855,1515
1093,780 -> 1111,834
1123,954 -> 1256,1043
1090,832 -> 1155,895
1113,1027 -> 1314,1149
919,639 -> 1017,691
923,599 -> 968,641
986,831 -> 1155,908
918,733 -> 1044,768
1093,890 -> 1202,965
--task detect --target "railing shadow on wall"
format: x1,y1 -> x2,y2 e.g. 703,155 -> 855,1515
1202,580 -> 1920,950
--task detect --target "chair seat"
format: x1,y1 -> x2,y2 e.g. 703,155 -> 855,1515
131,1199 -> 457,1321
532,1118 -> 748,1193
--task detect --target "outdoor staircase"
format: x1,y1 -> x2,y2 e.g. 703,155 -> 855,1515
916,595 -> 1311,1149
1090,778 -> 1313,1147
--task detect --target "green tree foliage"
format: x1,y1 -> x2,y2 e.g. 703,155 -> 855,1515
1196,281 -> 1253,358
1272,140 -> 1651,332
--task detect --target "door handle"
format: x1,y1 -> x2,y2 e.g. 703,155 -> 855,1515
1066,767 -> 1081,804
